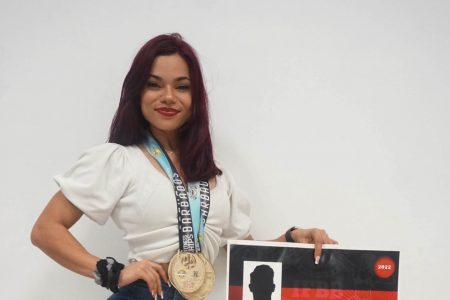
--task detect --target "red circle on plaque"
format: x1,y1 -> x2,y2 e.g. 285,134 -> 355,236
373,256 -> 396,278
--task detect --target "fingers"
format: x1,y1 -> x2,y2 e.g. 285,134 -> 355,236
147,261 -> 170,298
152,262 -> 170,285
308,228 -> 338,265
320,229 -> 335,245
310,228 -> 337,245
314,242 -> 322,265
312,229 -> 325,263
143,266 -> 161,299
142,261 -> 167,299
120,260 -> 167,299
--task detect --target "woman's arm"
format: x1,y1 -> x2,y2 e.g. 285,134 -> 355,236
31,191 -> 168,298
245,228 -> 338,264
30,191 -> 99,277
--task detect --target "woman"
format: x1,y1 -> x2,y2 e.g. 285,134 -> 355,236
31,33 -> 337,300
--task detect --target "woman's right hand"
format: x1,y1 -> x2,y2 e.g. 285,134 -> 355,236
118,260 -> 169,299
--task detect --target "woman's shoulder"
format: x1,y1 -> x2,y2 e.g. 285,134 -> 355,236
214,161 -> 234,178
80,142 -> 140,157
73,143 -> 145,170
214,162 -> 236,190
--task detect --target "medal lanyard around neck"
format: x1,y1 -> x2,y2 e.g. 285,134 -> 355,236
145,135 -> 211,253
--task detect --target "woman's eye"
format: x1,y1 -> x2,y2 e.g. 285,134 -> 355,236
146,82 -> 160,89
177,85 -> 190,91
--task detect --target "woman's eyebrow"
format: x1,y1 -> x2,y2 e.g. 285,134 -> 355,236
148,74 -> 190,81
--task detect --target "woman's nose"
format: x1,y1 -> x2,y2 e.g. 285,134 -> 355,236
162,85 -> 175,103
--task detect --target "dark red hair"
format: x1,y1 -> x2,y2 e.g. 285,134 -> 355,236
108,33 -> 221,181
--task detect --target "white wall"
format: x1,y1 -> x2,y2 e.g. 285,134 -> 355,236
1,0 -> 449,299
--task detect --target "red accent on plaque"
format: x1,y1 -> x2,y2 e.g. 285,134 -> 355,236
229,286 -> 243,300
229,286 -> 397,300
373,256 -> 396,279
282,288 -> 397,299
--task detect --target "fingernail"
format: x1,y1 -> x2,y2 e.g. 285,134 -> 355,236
160,291 -> 164,299
168,281 -> 171,288
315,256 -> 320,265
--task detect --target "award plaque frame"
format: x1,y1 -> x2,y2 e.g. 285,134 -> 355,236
227,240 -> 399,300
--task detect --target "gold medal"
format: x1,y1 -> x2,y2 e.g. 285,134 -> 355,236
145,137 -> 213,298
168,252 -> 206,294
179,253 -> 215,300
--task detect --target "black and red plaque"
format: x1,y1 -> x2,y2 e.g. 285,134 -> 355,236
227,240 -> 399,300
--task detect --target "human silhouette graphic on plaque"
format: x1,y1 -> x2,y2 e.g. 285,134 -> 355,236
248,264 -> 276,300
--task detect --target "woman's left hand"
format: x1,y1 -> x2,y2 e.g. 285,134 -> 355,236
292,228 -> 338,264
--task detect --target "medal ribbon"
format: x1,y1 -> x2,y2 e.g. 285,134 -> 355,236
145,136 -> 211,252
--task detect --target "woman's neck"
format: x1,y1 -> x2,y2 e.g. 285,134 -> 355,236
150,128 -> 180,153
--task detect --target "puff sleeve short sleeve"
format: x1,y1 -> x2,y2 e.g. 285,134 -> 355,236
220,169 -> 252,244
54,143 -> 134,225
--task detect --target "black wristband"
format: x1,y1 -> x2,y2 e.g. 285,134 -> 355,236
95,259 -> 109,288
285,226 -> 297,243
107,258 -> 124,293
94,257 -> 124,293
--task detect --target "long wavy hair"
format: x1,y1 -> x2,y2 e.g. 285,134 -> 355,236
108,33 -> 221,181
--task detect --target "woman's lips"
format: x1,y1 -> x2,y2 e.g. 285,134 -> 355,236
155,107 -> 180,117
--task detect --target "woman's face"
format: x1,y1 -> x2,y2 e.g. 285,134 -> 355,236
141,53 -> 192,136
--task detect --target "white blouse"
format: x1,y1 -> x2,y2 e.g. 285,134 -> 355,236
54,143 -> 251,264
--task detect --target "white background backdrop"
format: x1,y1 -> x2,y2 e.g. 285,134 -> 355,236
1,0 -> 449,299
